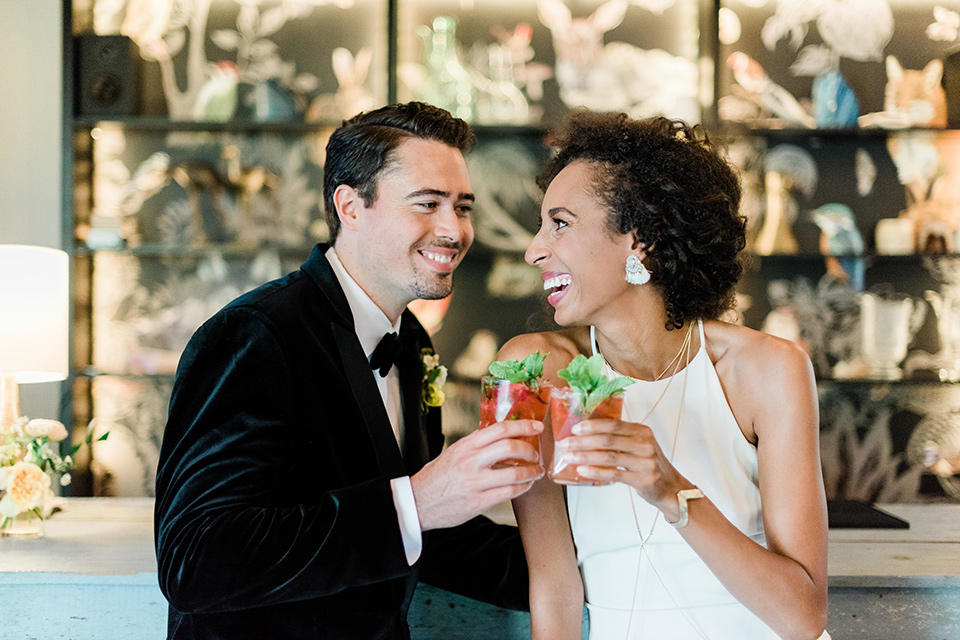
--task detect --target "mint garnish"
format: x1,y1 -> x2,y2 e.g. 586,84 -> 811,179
488,350 -> 549,388
557,354 -> 633,414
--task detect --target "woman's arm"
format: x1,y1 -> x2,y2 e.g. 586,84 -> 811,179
499,335 -> 584,640
564,333 -> 828,640
513,473 -> 583,639
695,335 -> 828,638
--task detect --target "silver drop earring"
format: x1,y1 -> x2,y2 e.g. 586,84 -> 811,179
625,254 -> 651,285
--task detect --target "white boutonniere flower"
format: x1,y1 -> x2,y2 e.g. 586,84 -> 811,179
420,348 -> 448,411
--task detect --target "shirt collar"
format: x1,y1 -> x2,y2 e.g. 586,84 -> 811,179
325,246 -> 401,359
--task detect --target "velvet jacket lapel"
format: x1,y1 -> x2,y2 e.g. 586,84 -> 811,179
300,244 -> 405,478
399,311 -> 429,475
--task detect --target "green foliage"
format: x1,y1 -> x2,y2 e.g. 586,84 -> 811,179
488,350 -> 549,387
557,354 -> 633,414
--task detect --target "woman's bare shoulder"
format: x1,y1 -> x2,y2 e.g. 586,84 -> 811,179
705,319 -> 811,376
706,319 -> 816,427
499,328 -> 590,383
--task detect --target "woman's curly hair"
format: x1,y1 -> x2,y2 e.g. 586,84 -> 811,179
537,110 -> 747,330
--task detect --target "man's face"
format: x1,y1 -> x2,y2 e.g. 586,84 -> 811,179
349,137 -> 475,316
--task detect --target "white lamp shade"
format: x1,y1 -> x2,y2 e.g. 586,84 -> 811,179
0,245 -> 69,383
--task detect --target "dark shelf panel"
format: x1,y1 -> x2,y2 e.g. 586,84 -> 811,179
816,376 -> 960,386
716,123 -> 960,139
73,115 -> 341,133
73,116 -> 550,138
72,246 -> 960,262
72,243 -> 318,259
73,369 -> 176,381
748,252 -> 960,262
471,123 -> 548,138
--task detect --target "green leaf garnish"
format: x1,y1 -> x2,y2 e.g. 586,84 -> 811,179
488,350 -> 549,387
558,354 -> 633,414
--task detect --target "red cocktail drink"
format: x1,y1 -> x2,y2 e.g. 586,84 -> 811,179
549,386 -> 624,485
479,375 -> 549,467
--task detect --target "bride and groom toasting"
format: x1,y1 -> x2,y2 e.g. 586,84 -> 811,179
154,101 -> 830,639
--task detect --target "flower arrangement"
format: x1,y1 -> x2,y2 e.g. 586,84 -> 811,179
0,417 -> 105,531
421,348 -> 448,411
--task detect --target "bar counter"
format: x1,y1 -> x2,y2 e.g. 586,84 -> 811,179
1,499 -> 958,639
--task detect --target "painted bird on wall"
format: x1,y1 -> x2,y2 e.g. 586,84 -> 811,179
812,203 -> 865,291
193,61 -> 240,122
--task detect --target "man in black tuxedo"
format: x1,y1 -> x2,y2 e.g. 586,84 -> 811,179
154,102 -> 543,639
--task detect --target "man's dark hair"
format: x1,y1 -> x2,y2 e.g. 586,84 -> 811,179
537,110 -> 746,330
322,102 -> 477,240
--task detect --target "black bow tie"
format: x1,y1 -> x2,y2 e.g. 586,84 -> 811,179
369,331 -> 406,377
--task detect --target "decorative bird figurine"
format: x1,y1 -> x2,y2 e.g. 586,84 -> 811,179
812,69 -> 860,128
812,203 -> 865,290
728,52 -> 815,128
193,61 -> 240,122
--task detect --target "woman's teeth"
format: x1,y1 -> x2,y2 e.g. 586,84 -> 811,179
543,275 -> 572,291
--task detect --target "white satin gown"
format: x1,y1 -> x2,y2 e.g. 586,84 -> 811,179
567,320 -> 829,640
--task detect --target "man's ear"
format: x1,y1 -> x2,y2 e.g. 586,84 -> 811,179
333,184 -> 363,232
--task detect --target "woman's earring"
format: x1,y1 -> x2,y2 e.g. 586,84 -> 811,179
625,254 -> 650,285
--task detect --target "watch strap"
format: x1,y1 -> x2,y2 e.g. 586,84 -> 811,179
669,487 -> 705,529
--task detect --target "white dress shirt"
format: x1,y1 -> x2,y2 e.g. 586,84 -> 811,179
325,247 -> 422,565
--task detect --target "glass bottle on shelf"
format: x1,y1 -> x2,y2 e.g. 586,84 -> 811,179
417,16 -> 476,122
478,45 -> 529,124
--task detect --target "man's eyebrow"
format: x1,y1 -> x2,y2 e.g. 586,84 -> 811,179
406,189 -> 475,202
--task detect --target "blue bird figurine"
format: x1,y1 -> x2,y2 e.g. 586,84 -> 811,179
812,69 -> 860,128
812,203 -> 865,290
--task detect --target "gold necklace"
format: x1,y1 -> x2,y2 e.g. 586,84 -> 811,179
628,321 -> 693,547
622,321 -> 709,640
653,328 -> 694,381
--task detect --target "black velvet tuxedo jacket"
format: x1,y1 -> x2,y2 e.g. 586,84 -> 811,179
155,244 -> 528,640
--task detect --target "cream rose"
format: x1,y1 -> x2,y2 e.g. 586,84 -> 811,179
0,443 -> 21,466
0,461 -> 53,518
24,419 -> 69,442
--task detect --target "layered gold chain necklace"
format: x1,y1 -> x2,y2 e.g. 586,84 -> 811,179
620,321 -> 710,640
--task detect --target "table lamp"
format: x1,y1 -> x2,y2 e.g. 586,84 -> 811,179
0,245 -> 69,431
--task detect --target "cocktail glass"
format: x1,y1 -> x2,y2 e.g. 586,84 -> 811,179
549,386 -> 623,485
479,375 -> 549,467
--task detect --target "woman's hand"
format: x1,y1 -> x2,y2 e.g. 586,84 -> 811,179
555,418 -> 693,521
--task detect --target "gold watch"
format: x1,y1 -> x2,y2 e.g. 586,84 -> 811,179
669,487 -> 705,529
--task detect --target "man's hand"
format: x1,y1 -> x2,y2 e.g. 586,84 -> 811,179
411,420 -> 544,531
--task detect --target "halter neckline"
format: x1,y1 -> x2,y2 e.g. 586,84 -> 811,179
589,319 -> 705,383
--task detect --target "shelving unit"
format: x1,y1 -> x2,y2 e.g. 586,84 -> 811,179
65,0 -> 960,502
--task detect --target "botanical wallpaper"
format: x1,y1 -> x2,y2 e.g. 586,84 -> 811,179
74,0 -> 960,500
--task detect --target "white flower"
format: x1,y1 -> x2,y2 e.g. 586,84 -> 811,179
0,461 -> 53,517
60,473 -> 72,487
24,419 -> 69,442
0,444 -> 20,466
6,416 -> 29,438
420,349 -> 447,410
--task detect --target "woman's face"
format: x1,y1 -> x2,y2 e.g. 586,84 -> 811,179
526,160 -> 636,327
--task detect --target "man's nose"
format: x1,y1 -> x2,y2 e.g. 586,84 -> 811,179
433,205 -> 464,242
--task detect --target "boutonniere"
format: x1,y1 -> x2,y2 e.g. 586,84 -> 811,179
420,348 -> 448,411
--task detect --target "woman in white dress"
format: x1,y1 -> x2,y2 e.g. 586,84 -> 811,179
499,111 -> 829,639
